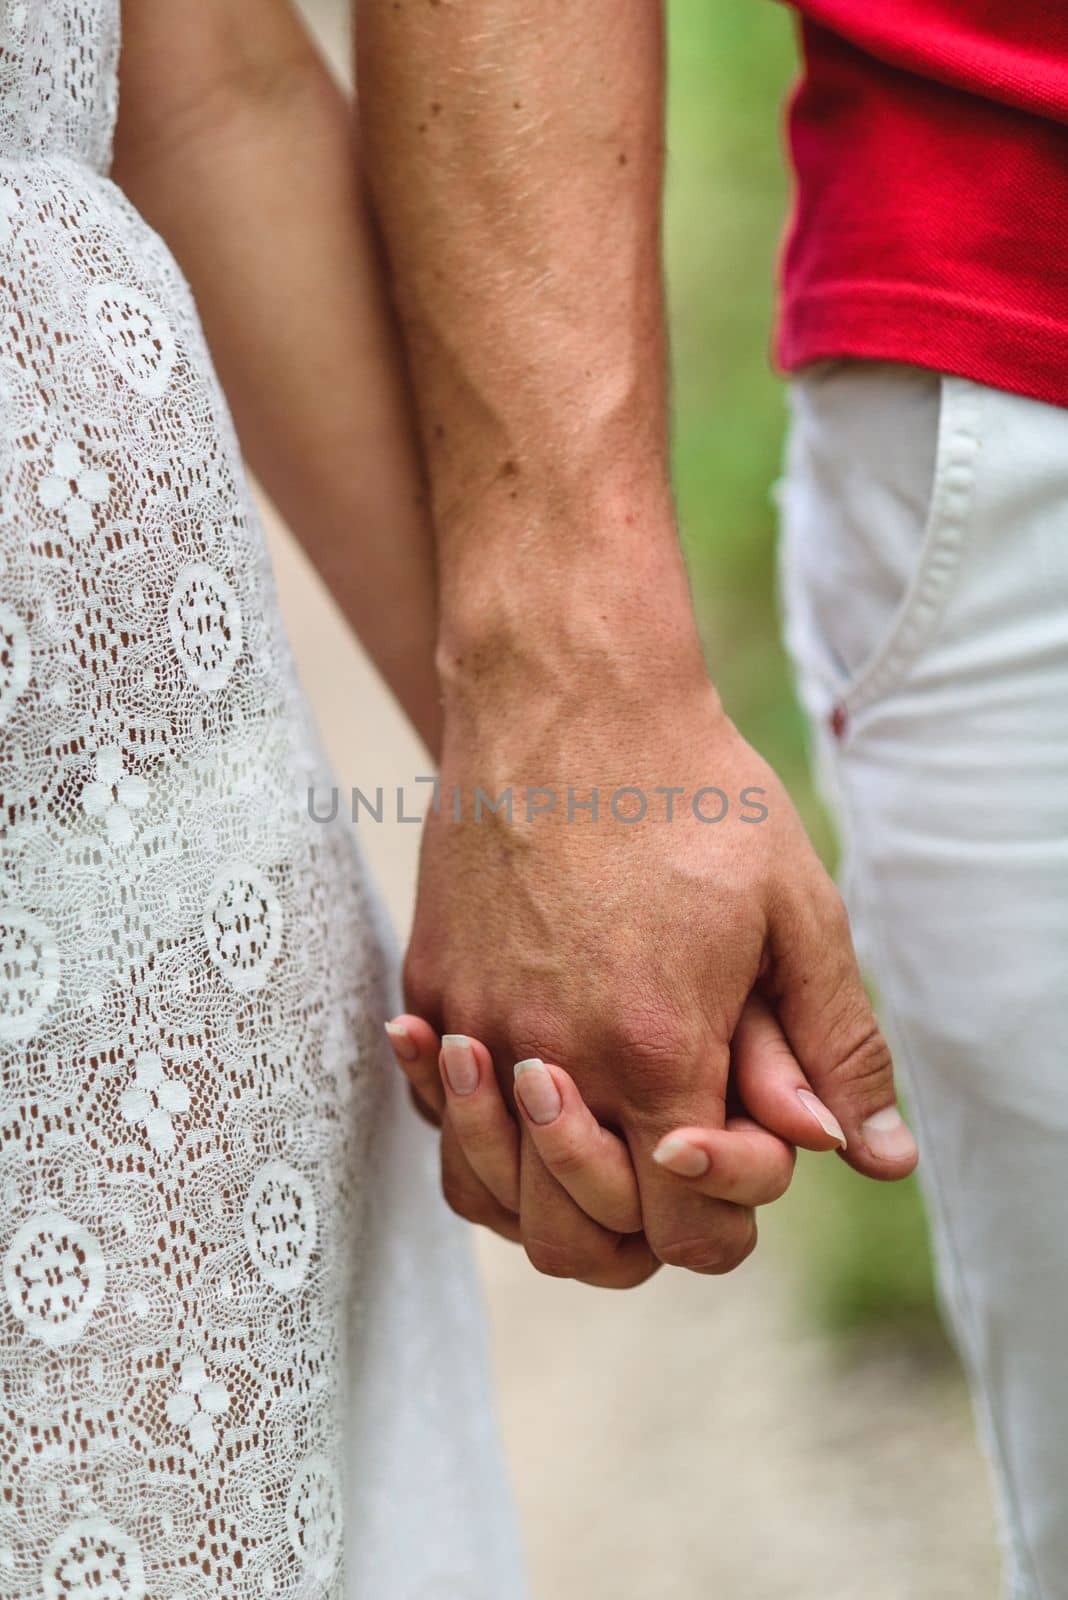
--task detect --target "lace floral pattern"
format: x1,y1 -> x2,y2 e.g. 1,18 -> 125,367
0,5 -> 527,1596
0,2 -> 383,1593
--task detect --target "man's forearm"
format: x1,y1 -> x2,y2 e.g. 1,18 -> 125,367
356,0 -> 707,705
113,0 -> 442,754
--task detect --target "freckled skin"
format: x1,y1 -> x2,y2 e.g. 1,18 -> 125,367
356,0 -> 913,1279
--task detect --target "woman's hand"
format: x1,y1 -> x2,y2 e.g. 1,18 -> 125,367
383,994 -> 846,1287
387,1014 -> 660,1287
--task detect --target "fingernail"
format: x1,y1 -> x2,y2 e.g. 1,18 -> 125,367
860,1105 -> 918,1163
441,1034 -> 479,1096
384,1019 -> 419,1063
797,1088 -> 847,1149
652,1135 -> 710,1178
513,1058 -> 562,1125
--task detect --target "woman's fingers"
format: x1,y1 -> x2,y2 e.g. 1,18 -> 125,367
437,1034 -> 521,1212
652,1115 -> 796,1206
440,1118 -> 522,1243
386,1018 -> 524,1238
385,1016 -> 655,1282
513,1058 -> 644,1235
438,1042 -> 646,1236
385,1013 -> 446,1122
730,992 -> 847,1154
390,1015 -> 647,1267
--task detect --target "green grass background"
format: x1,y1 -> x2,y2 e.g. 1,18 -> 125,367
664,2 -> 939,1340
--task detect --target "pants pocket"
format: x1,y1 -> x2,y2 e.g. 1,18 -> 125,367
778,362 -> 984,733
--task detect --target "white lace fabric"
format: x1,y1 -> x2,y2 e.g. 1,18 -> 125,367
0,5 -> 524,1597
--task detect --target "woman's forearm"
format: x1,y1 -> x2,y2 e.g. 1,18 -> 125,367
113,0 -> 442,756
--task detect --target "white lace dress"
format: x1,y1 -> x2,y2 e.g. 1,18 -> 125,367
0,4 -> 525,1596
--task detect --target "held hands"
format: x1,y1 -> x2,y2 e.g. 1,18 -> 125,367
395,673 -> 918,1285
386,998 -> 843,1286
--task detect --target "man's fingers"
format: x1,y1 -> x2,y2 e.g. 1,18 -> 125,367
385,1013 -> 445,1121
730,992 -> 846,1153
587,1231 -> 663,1291
438,1034 -> 521,1211
771,889 -> 919,1180
512,1058 -> 643,1233
652,1116 -> 796,1206
518,1122 -> 659,1287
616,1044 -> 760,1275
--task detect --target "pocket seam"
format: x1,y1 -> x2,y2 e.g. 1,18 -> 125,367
839,375 -> 984,724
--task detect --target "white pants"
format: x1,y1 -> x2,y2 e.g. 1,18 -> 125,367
780,362 -> 1068,1600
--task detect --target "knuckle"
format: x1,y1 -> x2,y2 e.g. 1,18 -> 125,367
508,1007 -> 570,1069
825,1019 -> 894,1098
778,874 -> 854,967
612,1014 -> 694,1075
601,1250 -> 661,1291
655,1236 -> 729,1274
523,1235 -> 604,1281
538,1129 -> 592,1180
656,1217 -> 756,1276
607,1015 -> 707,1120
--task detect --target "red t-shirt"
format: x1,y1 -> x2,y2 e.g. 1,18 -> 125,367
777,2 -> 1068,408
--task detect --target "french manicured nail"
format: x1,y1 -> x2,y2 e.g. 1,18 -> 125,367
384,1019 -> 418,1063
441,1034 -> 479,1096
860,1105 -> 918,1163
652,1136 -> 710,1178
513,1058 -> 562,1125
797,1088 -> 847,1149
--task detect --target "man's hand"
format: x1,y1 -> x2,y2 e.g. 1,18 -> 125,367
404,656 -> 917,1275
357,0 -> 915,1282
